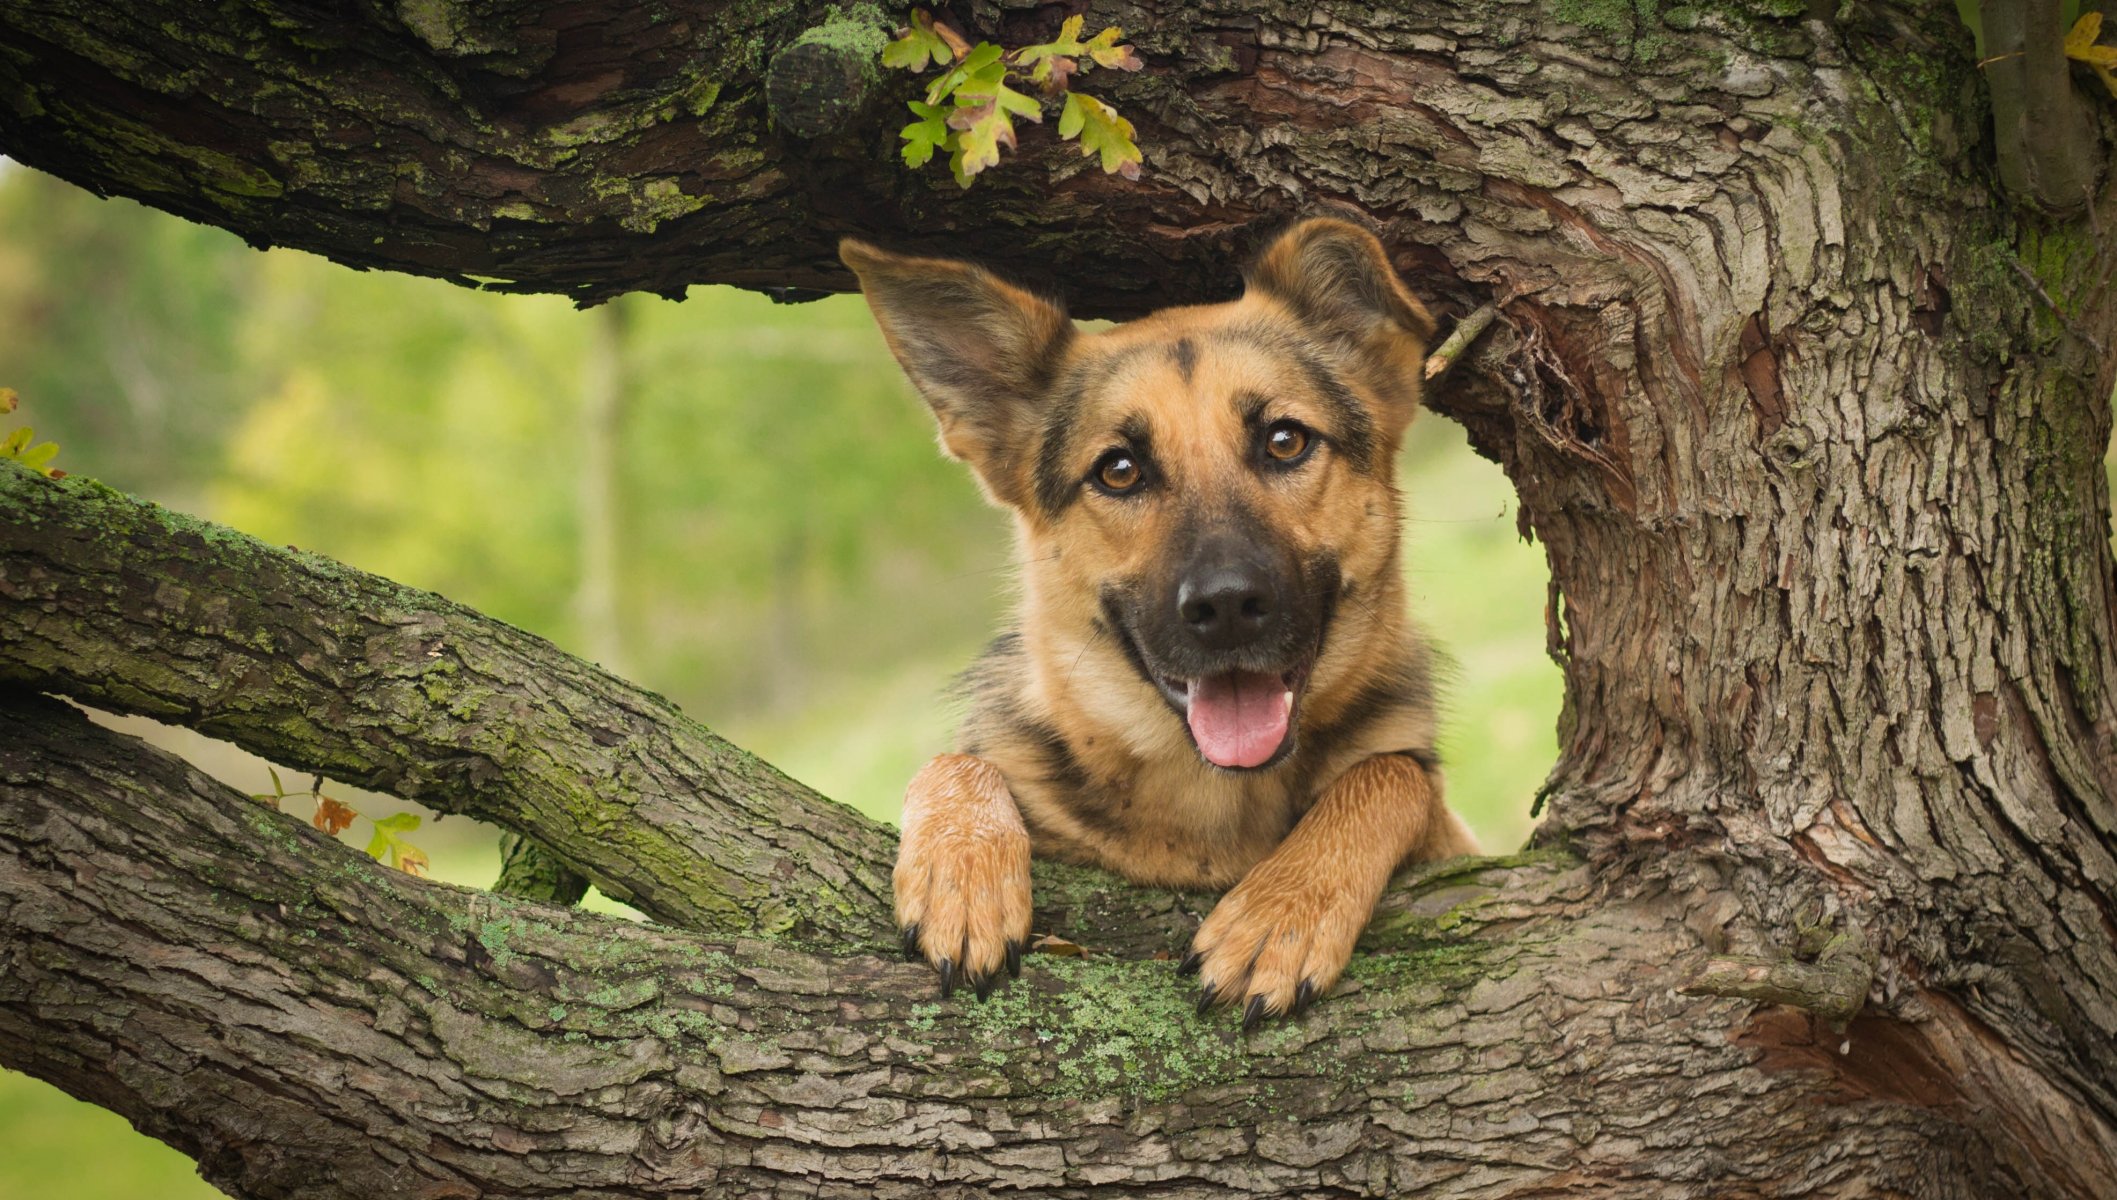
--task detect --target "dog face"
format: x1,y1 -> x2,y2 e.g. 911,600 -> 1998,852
843,219 -> 1434,773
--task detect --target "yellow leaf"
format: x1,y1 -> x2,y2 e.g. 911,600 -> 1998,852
394,843 -> 430,877
2067,12 -> 2103,59
2099,63 -> 2117,100
0,387 -> 17,414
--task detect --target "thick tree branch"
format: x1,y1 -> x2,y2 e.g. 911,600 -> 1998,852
0,463 -> 901,947
12,691 -> 2104,1198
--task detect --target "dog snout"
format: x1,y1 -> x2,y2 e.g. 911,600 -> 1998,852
1176,562 -> 1281,652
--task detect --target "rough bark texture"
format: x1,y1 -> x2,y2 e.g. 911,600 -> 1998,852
4,0 -> 2117,1196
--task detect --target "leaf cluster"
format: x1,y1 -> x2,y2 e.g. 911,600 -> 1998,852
883,10 -> 1143,187
252,767 -> 429,876
0,388 -> 65,478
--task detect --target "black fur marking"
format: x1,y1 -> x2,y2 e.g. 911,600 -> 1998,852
1115,415 -> 1154,462
1020,720 -> 1090,793
1033,376 -> 1089,517
1098,586 -> 1175,715
1170,337 -> 1197,383
1063,780 -> 1137,840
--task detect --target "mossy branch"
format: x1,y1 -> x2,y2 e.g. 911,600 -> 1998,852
0,461 -> 901,949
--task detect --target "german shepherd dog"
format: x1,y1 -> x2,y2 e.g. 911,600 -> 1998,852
842,218 -> 1477,1028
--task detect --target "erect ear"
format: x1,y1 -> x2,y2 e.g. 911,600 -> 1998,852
1244,218 -> 1436,429
840,238 -> 1073,508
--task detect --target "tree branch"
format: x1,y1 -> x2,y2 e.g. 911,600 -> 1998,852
0,464 -> 899,945
492,832 -> 590,905
0,689 -> 1689,1199
1982,0 -> 2106,216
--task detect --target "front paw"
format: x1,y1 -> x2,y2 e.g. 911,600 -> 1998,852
894,755 -> 1033,1000
1181,866 -> 1373,1030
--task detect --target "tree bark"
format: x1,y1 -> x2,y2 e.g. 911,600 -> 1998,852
4,0 -> 2117,1195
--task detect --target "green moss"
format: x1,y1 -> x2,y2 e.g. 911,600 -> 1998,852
798,4 -> 890,55
971,958 -> 1234,1099
682,80 -> 722,118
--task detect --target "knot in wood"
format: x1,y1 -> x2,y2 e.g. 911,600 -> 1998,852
1763,424 -> 1815,470
767,11 -> 888,140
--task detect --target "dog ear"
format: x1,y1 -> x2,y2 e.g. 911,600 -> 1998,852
1244,218 -> 1435,428
840,239 -> 1073,508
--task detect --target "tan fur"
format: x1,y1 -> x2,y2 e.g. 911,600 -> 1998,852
895,754 -> 1033,991
847,218 -> 1477,1023
1188,755 -> 1475,1014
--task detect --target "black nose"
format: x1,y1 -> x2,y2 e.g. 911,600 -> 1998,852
1177,567 -> 1277,650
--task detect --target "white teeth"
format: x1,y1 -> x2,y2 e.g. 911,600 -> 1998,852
1281,690 -> 1294,710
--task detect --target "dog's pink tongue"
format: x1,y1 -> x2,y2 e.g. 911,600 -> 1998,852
1187,671 -> 1291,769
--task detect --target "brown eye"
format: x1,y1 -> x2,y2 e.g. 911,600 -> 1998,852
1094,451 -> 1144,495
1264,421 -> 1311,463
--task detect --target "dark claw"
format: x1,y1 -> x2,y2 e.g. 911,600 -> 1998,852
1004,939 -> 1023,979
1293,978 -> 1316,1015
973,971 -> 997,1002
1241,994 -> 1270,1033
901,925 -> 922,961
1176,948 -> 1202,976
1196,981 -> 1219,1017
937,957 -> 957,999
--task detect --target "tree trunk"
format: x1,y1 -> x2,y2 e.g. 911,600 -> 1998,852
4,0 -> 2117,1196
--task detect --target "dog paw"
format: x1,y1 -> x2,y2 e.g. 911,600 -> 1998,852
1181,863 -> 1373,1030
894,754 -> 1033,1001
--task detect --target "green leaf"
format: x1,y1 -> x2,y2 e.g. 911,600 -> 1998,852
882,10 -> 954,71
948,101 -> 1012,180
899,100 -> 951,167
374,811 -> 422,834
268,766 -> 286,796
19,441 -> 57,470
365,827 -> 391,860
1059,92 -> 1143,179
922,41 -> 1002,106
942,51 -> 1044,185
1015,14 -> 1087,82
2,427 -> 30,456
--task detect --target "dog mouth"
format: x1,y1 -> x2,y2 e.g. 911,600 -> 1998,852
1149,662 -> 1312,771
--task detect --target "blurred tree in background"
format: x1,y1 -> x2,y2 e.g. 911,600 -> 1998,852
0,158 -> 1558,1196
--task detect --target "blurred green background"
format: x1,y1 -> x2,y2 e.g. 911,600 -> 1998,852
0,160 -> 1560,1195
